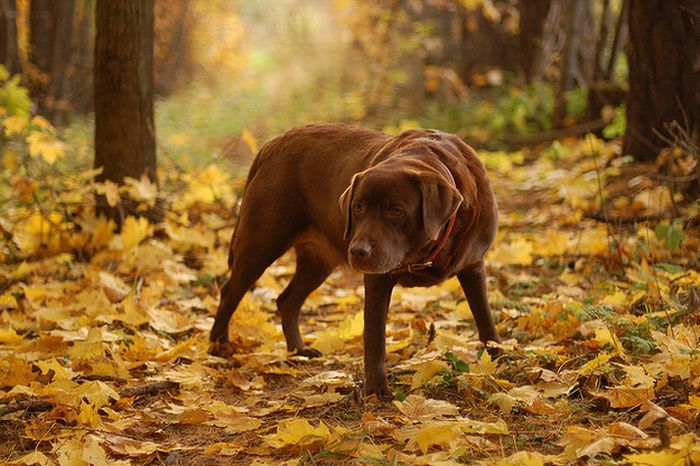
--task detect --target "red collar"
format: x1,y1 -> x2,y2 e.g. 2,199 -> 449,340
390,160 -> 458,275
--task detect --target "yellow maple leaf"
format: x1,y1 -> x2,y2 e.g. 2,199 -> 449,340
416,422 -> 462,454
578,351 -> 613,375
154,337 -> 197,362
337,310 -> 364,339
600,290 -> 627,307
394,394 -> 460,422
94,180 -> 121,207
265,418 -> 331,448
0,326 -> 22,344
78,401 -> 102,428
74,380 -> 120,408
10,451 -> 51,465
98,271 -> 131,303
123,175 -> 158,205
632,186 -> 677,214
203,442 -> 242,456
593,384 -> 653,408
26,131 -> 65,164
624,449 -> 688,466
35,358 -> 74,381
163,362 -> 209,390
689,395 -> 700,409
312,311 -> 364,354
411,359 -> 447,389
30,115 -> 51,129
573,226 -> 609,255
112,296 -> 150,327
229,295 -> 279,345
104,433 -> 159,457
535,228 -> 570,256
594,328 -> 627,360
488,235 -> 533,266
474,349 -> 498,375
494,450 -> 553,466
1,356 -> 36,386
118,216 -> 153,251
3,115 -> 28,135
489,392 -> 517,414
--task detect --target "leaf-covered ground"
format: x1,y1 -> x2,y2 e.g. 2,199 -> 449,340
1,135 -> 699,465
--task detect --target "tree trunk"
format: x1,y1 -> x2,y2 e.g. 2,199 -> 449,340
69,0 -> 95,114
154,0 -> 194,95
94,0 -> 157,223
0,0 -> 21,75
458,1 -> 519,83
623,0 -> 700,161
29,0 -> 75,124
518,0 -> 551,83
553,0 -> 585,127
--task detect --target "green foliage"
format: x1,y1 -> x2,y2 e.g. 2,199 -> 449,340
655,220 -> 685,252
445,351 -> 470,373
602,105 -> 626,139
422,82 -> 557,147
0,66 -> 31,118
394,387 -> 407,402
566,87 -> 589,119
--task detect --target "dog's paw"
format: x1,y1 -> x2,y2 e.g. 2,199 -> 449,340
485,343 -> 503,359
293,347 -> 323,358
364,381 -> 391,401
208,341 -> 236,358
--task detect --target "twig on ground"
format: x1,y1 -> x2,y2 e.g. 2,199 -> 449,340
503,119 -> 607,147
118,381 -> 178,398
0,399 -> 54,417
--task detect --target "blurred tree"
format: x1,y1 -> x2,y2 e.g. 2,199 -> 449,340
94,0 -> 157,223
154,0 -> 194,95
518,0 -> 551,83
457,0 -> 519,84
5,0 -> 189,125
624,0 -> 700,161
553,0 -> 585,127
585,0 -> 628,122
28,0 -> 90,125
0,0 -> 20,75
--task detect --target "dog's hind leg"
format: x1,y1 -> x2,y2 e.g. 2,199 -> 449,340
209,198 -> 302,353
276,246 -> 334,357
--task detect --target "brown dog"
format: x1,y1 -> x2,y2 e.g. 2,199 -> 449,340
209,124 -> 499,397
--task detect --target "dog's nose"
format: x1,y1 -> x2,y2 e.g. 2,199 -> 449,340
349,243 -> 371,258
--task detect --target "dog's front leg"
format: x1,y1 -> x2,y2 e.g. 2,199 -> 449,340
362,274 -> 396,398
457,263 -> 500,346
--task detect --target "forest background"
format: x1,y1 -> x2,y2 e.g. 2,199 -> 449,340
1,0 -> 699,464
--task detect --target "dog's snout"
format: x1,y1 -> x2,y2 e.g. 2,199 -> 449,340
349,242 -> 371,258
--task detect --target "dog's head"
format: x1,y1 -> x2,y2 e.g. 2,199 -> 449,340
339,159 -> 463,274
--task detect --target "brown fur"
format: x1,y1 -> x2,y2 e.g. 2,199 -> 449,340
209,124 -> 499,398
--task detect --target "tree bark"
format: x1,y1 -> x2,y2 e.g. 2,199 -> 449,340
623,0 -> 700,161
94,0 -> 157,222
458,1 -> 519,83
0,0 -> 21,75
154,0 -> 194,95
518,0 -> 551,83
29,0 -> 75,124
553,0 -> 585,127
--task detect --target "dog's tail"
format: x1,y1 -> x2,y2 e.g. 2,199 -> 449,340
226,137 -> 279,269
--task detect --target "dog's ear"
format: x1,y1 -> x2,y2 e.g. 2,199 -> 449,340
339,173 -> 361,239
420,175 -> 463,241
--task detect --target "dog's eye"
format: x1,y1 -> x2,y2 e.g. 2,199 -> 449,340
388,206 -> 404,217
352,203 -> 363,214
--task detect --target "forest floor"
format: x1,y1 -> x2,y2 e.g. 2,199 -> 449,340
1,135 -> 699,465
